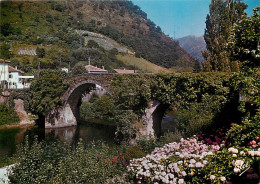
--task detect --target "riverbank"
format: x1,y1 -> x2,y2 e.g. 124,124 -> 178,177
0,122 -> 35,130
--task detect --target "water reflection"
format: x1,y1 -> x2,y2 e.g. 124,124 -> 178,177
45,124 -> 116,145
45,126 -> 76,144
0,122 -> 116,162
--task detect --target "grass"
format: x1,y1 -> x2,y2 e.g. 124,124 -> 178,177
116,54 -> 170,73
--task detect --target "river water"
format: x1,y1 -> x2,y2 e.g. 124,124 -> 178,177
0,114 -> 176,166
0,121 -> 116,163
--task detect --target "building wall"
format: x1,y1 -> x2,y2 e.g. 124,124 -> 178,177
0,63 -> 9,82
8,72 -> 24,89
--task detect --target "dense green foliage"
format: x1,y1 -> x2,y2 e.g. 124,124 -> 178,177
80,94 -> 115,120
203,0 -> 247,72
228,7 -> 260,71
110,73 -> 239,137
8,138 -> 127,184
111,74 -> 152,117
227,68 -> 260,147
0,104 -> 19,126
151,72 -> 238,136
71,64 -> 86,76
0,42 -> 12,59
30,74 -> 68,116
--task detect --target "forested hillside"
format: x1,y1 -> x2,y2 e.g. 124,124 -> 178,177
0,0 -> 194,72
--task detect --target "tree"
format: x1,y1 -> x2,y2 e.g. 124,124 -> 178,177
30,74 -> 68,117
228,7 -> 260,70
193,59 -> 201,73
0,43 -> 12,59
71,64 -> 86,76
202,0 -> 247,72
10,59 -> 20,68
87,40 -> 100,48
36,47 -> 45,58
93,95 -> 115,118
0,23 -> 14,36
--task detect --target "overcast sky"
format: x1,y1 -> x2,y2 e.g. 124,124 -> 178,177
132,0 -> 259,39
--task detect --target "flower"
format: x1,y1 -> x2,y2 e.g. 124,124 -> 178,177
178,178 -> 184,184
190,159 -> 196,164
195,162 -> 202,168
181,171 -> 187,176
220,176 -> 226,182
210,175 -> 216,180
234,160 -> 244,167
240,151 -> 245,156
228,147 -> 238,154
234,168 -> 240,173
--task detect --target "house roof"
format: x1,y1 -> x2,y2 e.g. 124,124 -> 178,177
113,69 -> 136,74
85,65 -> 107,72
0,59 -> 11,63
8,66 -> 25,74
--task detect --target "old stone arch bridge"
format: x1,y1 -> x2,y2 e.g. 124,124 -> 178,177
45,74 -> 168,137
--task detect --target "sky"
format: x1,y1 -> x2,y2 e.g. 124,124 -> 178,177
132,0 -> 260,39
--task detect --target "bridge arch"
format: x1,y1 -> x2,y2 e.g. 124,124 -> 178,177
45,74 -> 113,128
140,100 -> 169,138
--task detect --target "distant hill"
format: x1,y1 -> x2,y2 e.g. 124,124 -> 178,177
177,35 -> 206,62
0,0 -> 194,71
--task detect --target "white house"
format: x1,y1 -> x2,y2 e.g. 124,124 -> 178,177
0,59 -> 10,88
0,59 -> 34,89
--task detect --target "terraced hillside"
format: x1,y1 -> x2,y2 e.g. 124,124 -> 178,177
0,0 -> 194,73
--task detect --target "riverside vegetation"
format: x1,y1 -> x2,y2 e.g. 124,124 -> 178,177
1,1 -> 259,184
5,68 -> 259,183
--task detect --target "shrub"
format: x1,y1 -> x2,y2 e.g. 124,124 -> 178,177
8,138 -> 127,184
124,145 -> 146,161
30,74 -> 69,116
0,104 -> 19,126
71,64 -> 86,76
114,110 -> 138,143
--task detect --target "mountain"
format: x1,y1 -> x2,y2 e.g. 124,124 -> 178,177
0,0 -> 194,71
177,35 -> 206,62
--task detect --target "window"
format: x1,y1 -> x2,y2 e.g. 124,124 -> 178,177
9,74 -> 12,78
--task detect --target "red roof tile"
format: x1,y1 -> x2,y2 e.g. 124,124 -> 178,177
0,59 -> 10,63
85,65 -> 107,72
113,69 -> 136,74
8,66 -> 24,74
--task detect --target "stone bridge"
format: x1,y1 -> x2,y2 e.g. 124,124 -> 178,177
45,73 -> 168,137
45,74 -> 113,128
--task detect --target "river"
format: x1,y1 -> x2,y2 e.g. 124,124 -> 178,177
0,120 -> 116,166
0,114 -> 176,167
